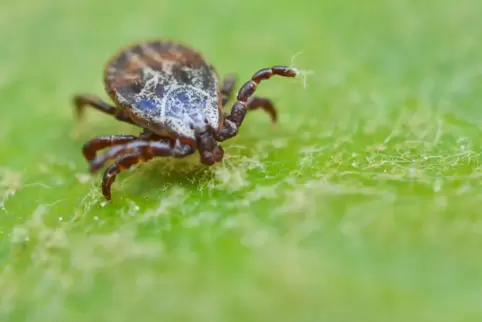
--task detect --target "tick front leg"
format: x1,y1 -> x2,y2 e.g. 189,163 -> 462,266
216,97 -> 278,141
73,94 -> 135,125
221,74 -> 237,106
225,66 -> 298,128
100,140 -> 195,200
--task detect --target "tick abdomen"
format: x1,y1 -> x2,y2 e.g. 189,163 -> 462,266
103,41 -> 222,139
131,85 -> 220,139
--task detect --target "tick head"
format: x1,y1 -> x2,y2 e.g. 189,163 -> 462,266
196,131 -> 224,165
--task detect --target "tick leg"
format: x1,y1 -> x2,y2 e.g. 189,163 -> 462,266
100,141 -> 195,200
217,66 -> 298,141
82,132 -> 166,162
102,154 -> 143,200
82,135 -> 138,162
90,139 -> 195,174
73,94 -> 136,125
246,97 -> 277,123
217,97 -> 277,141
221,74 -> 237,106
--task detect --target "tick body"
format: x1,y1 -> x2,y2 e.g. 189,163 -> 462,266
74,40 -> 300,200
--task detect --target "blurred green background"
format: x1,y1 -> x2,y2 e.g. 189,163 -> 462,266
1,0 -> 482,320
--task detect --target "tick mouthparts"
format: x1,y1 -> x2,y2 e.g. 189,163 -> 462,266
196,130 -> 223,165
199,144 -> 224,165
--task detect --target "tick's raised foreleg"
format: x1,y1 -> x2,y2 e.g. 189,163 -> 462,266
230,66 -> 298,126
73,94 -> 136,125
216,66 -> 298,141
99,140 -> 195,200
220,75 -> 277,121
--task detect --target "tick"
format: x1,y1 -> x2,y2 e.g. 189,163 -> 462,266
73,40 -> 302,200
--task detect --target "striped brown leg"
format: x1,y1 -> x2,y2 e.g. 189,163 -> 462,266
82,132 -> 166,162
73,94 -> 135,125
82,135 -> 138,161
101,154 -> 144,200
221,75 -> 276,121
99,140 -> 195,200
216,66 -> 298,141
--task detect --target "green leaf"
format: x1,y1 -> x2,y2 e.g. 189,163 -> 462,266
2,0 -> 482,320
